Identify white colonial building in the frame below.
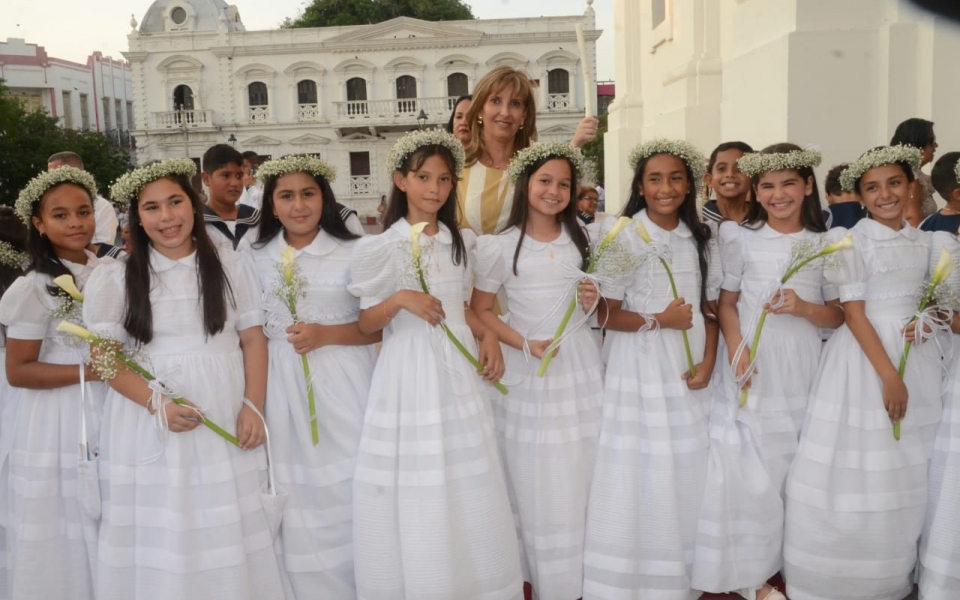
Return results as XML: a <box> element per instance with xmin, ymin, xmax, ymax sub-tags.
<box><xmin>126</xmin><ymin>0</ymin><xmax>601</xmax><ymax>218</ymax></box>
<box><xmin>0</xmin><ymin>38</ymin><xmax>135</xmax><ymax>146</ymax></box>
<box><xmin>605</xmin><ymin>0</ymin><xmax>960</xmax><ymax>214</ymax></box>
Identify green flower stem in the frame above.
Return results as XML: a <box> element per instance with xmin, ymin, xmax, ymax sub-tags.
<box><xmin>895</xmin><ymin>294</ymin><xmax>933</xmax><ymax>441</ymax></box>
<box><xmin>415</xmin><ymin>259</ymin><xmax>508</xmax><ymax>395</ymax></box>
<box><xmin>739</xmin><ymin>247</ymin><xmax>836</xmax><ymax>407</ymax></box>
<box><xmin>660</xmin><ymin>257</ymin><xmax>697</xmax><ymax>378</ymax></box>
<box><xmin>537</xmin><ymin>294</ymin><xmax>578</xmax><ymax>377</ymax></box>
<box><xmin>286</xmin><ymin>297</ymin><xmax>320</xmax><ymax>446</ymax></box>
<box><xmin>99</xmin><ymin>341</ymin><xmax>240</xmax><ymax>447</ymax></box>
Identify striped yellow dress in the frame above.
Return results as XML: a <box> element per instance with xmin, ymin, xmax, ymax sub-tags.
<box><xmin>457</xmin><ymin>162</ymin><xmax>516</xmax><ymax>235</ymax></box>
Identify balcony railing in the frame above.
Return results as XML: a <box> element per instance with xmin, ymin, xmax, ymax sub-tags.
<box><xmin>332</xmin><ymin>96</ymin><xmax>460</xmax><ymax>124</ymax></box>
<box><xmin>248</xmin><ymin>106</ymin><xmax>270</xmax><ymax>124</ymax></box>
<box><xmin>297</xmin><ymin>104</ymin><xmax>320</xmax><ymax>122</ymax></box>
<box><xmin>350</xmin><ymin>175</ymin><xmax>375</xmax><ymax>196</ymax></box>
<box><xmin>154</xmin><ymin>110</ymin><xmax>214</xmax><ymax>128</ymax></box>
<box><xmin>547</xmin><ymin>93</ymin><xmax>572</xmax><ymax>111</ymax></box>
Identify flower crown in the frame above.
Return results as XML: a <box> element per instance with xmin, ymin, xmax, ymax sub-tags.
<box><xmin>109</xmin><ymin>158</ymin><xmax>197</xmax><ymax>205</ymax></box>
<box><xmin>257</xmin><ymin>155</ymin><xmax>337</xmax><ymax>185</ymax></box>
<box><xmin>0</xmin><ymin>240</ymin><xmax>27</xmax><ymax>270</ymax></box>
<box><xmin>15</xmin><ymin>166</ymin><xmax>98</xmax><ymax>225</ymax></box>
<box><xmin>386</xmin><ymin>129</ymin><xmax>465</xmax><ymax>177</ymax></box>
<box><xmin>627</xmin><ymin>139</ymin><xmax>707</xmax><ymax>185</ymax></box>
<box><xmin>737</xmin><ymin>148</ymin><xmax>822</xmax><ymax>178</ymax></box>
<box><xmin>840</xmin><ymin>145</ymin><xmax>922</xmax><ymax>192</ymax></box>
<box><xmin>506</xmin><ymin>142</ymin><xmax>586</xmax><ymax>184</ymax></box>
<box><xmin>954</xmin><ymin>157</ymin><xmax>960</xmax><ymax>185</ymax></box>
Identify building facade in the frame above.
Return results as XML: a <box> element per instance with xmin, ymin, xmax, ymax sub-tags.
<box><xmin>0</xmin><ymin>38</ymin><xmax>135</xmax><ymax>147</ymax></box>
<box><xmin>605</xmin><ymin>0</ymin><xmax>960</xmax><ymax>214</ymax></box>
<box><xmin>126</xmin><ymin>0</ymin><xmax>601</xmax><ymax>218</ymax></box>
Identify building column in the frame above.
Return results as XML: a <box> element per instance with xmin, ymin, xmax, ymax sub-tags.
<box><xmin>605</xmin><ymin>0</ymin><xmax>644</xmax><ymax>214</ymax></box>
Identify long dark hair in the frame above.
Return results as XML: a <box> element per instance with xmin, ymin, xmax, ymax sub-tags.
<box><xmin>124</xmin><ymin>174</ymin><xmax>234</xmax><ymax>344</ymax></box>
<box><xmin>255</xmin><ymin>170</ymin><xmax>359</xmax><ymax>247</ymax></box>
<box><xmin>382</xmin><ymin>144</ymin><xmax>467</xmax><ymax>266</ymax></box>
<box><xmin>503</xmin><ymin>155</ymin><xmax>590</xmax><ymax>275</ymax></box>
<box><xmin>24</xmin><ymin>182</ymin><xmax>94</xmax><ymax>296</ymax></box>
<box><xmin>744</xmin><ymin>143</ymin><xmax>826</xmax><ymax>233</ymax></box>
<box><xmin>445</xmin><ymin>95</ymin><xmax>472</xmax><ymax>134</ymax></box>
<box><xmin>620</xmin><ymin>153</ymin><xmax>714</xmax><ymax>319</ymax></box>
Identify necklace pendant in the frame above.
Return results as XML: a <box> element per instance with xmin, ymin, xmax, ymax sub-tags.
<box><xmin>549</xmin><ymin>250</ymin><xmax>555</xmax><ymax>260</ymax></box>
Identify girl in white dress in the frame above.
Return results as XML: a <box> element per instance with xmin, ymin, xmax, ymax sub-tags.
<box><xmin>582</xmin><ymin>140</ymin><xmax>721</xmax><ymax>600</ymax></box>
<box><xmin>250</xmin><ymin>156</ymin><xmax>380</xmax><ymax>598</ymax></box>
<box><xmin>0</xmin><ymin>212</ymin><xmax>27</xmax><ymax>600</ymax></box>
<box><xmin>919</xmin><ymin>228</ymin><xmax>960</xmax><ymax>600</ymax></box>
<box><xmin>349</xmin><ymin>130</ymin><xmax>523</xmax><ymax>600</ymax></box>
<box><xmin>0</xmin><ymin>167</ymin><xmax>109</xmax><ymax>600</ymax></box>
<box><xmin>692</xmin><ymin>144</ymin><xmax>845</xmax><ymax>600</ymax></box>
<box><xmin>82</xmin><ymin>159</ymin><xmax>285</xmax><ymax>600</ymax></box>
<box><xmin>470</xmin><ymin>142</ymin><xmax>603</xmax><ymax>600</ymax></box>
<box><xmin>783</xmin><ymin>146</ymin><xmax>941</xmax><ymax>600</ymax></box>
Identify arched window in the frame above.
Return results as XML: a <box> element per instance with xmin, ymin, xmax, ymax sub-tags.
<box><xmin>248</xmin><ymin>82</ymin><xmax>269</xmax><ymax>123</ymax></box>
<box><xmin>297</xmin><ymin>80</ymin><xmax>317</xmax><ymax>105</ymax></box>
<box><xmin>547</xmin><ymin>69</ymin><xmax>570</xmax><ymax>94</ymax></box>
<box><xmin>248</xmin><ymin>82</ymin><xmax>269</xmax><ymax>106</ymax></box>
<box><xmin>173</xmin><ymin>84</ymin><xmax>194</xmax><ymax>110</ymax></box>
<box><xmin>547</xmin><ymin>69</ymin><xmax>571</xmax><ymax>110</ymax></box>
<box><xmin>346</xmin><ymin>77</ymin><xmax>367</xmax><ymax>115</ymax></box>
<box><xmin>396</xmin><ymin>75</ymin><xmax>417</xmax><ymax>114</ymax></box>
<box><xmin>447</xmin><ymin>73</ymin><xmax>468</xmax><ymax>99</ymax></box>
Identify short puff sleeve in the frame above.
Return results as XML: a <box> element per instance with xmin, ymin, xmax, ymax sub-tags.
<box><xmin>82</xmin><ymin>261</ymin><xmax>130</xmax><ymax>342</ymax></box>
<box><xmin>820</xmin><ymin>228</ymin><xmax>848</xmax><ymax>302</ymax></box>
<box><xmin>0</xmin><ymin>274</ymin><xmax>50</xmax><ymax>340</ymax></box>
<box><xmin>834</xmin><ymin>228</ymin><xmax>866</xmax><ymax>302</ymax></box>
<box><xmin>472</xmin><ymin>234</ymin><xmax>507</xmax><ymax>294</ymax></box>
<box><xmin>348</xmin><ymin>234</ymin><xmax>399</xmax><ymax>309</ymax></box>
<box><xmin>930</xmin><ymin>231</ymin><xmax>960</xmax><ymax>289</ymax></box>
<box><xmin>222</xmin><ymin>249</ymin><xmax>264</xmax><ymax>331</ymax></box>
<box><xmin>718</xmin><ymin>220</ymin><xmax>745</xmax><ymax>292</ymax></box>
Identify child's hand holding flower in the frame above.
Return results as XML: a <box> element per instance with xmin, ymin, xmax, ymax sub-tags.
<box><xmin>764</xmin><ymin>288</ymin><xmax>809</xmax><ymax>317</ymax></box>
<box><xmin>477</xmin><ymin>333</ymin><xmax>505</xmax><ymax>383</ymax></box>
<box><xmin>656</xmin><ymin>298</ymin><xmax>694</xmax><ymax>331</ymax></box>
<box><xmin>286</xmin><ymin>322</ymin><xmax>326</xmax><ymax>355</ymax></box>
<box><xmin>400</xmin><ymin>290</ymin><xmax>445</xmax><ymax>326</ymax></box>
<box><xmin>578</xmin><ymin>280</ymin><xmax>598</xmax><ymax>313</ymax></box>
<box><xmin>163</xmin><ymin>398</ymin><xmax>204</xmax><ymax>433</ymax></box>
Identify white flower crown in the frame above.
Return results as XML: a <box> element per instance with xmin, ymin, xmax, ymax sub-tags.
<box><xmin>737</xmin><ymin>148</ymin><xmax>822</xmax><ymax>178</ymax></box>
<box><xmin>15</xmin><ymin>166</ymin><xmax>98</xmax><ymax>225</ymax></box>
<box><xmin>506</xmin><ymin>142</ymin><xmax>586</xmax><ymax>183</ymax></box>
<box><xmin>0</xmin><ymin>240</ymin><xmax>27</xmax><ymax>270</ymax></box>
<box><xmin>257</xmin><ymin>155</ymin><xmax>337</xmax><ymax>185</ymax></box>
<box><xmin>840</xmin><ymin>145</ymin><xmax>922</xmax><ymax>192</ymax></box>
<box><xmin>386</xmin><ymin>129</ymin><xmax>465</xmax><ymax>177</ymax></box>
<box><xmin>109</xmin><ymin>158</ymin><xmax>198</xmax><ymax>205</ymax></box>
<box><xmin>954</xmin><ymin>158</ymin><xmax>960</xmax><ymax>185</ymax></box>
<box><xmin>627</xmin><ymin>139</ymin><xmax>706</xmax><ymax>185</ymax></box>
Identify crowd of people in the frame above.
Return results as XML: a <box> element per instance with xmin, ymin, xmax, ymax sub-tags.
<box><xmin>0</xmin><ymin>63</ymin><xmax>957</xmax><ymax>600</ymax></box>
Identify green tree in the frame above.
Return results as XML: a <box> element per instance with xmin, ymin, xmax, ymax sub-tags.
<box><xmin>581</xmin><ymin>110</ymin><xmax>607</xmax><ymax>185</ymax></box>
<box><xmin>282</xmin><ymin>0</ymin><xmax>474</xmax><ymax>28</ymax></box>
<box><xmin>0</xmin><ymin>80</ymin><xmax>133</xmax><ymax>207</ymax></box>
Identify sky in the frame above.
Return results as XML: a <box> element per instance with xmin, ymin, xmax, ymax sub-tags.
<box><xmin>2</xmin><ymin>0</ymin><xmax>615</xmax><ymax>80</ymax></box>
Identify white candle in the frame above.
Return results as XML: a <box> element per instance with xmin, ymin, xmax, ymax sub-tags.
<box><xmin>576</xmin><ymin>23</ymin><xmax>595</xmax><ymax>117</ymax></box>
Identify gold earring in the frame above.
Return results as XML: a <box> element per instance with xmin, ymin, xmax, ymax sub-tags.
<box><xmin>477</xmin><ymin>116</ymin><xmax>483</xmax><ymax>125</ymax></box>
<box><xmin>519</xmin><ymin>124</ymin><xmax>524</xmax><ymax>131</ymax></box>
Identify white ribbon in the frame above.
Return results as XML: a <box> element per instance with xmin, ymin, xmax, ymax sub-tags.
<box><xmin>902</xmin><ymin>306</ymin><xmax>954</xmax><ymax>378</ymax></box>
<box><xmin>242</xmin><ymin>399</ymin><xmax>277</xmax><ymax>496</ymax></box>
<box><xmin>78</xmin><ymin>364</ymin><xmax>92</xmax><ymax>461</ymax></box>
<box><xmin>140</xmin><ymin>373</ymin><xmax>204</xmax><ymax>464</ymax></box>
<box><xmin>426</xmin><ymin>320</ymin><xmax>468</xmax><ymax>384</ymax></box>
<box><xmin>732</xmin><ymin>279</ymin><xmax>787</xmax><ymax>394</ymax></box>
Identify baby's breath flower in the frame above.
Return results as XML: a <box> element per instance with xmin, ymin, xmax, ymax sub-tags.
<box><xmin>506</xmin><ymin>142</ymin><xmax>586</xmax><ymax>184</ymax></box>
<box><xmin>627</xmin><ymin>139</ymin><xmax>707</xmax><ymax>185</ymax></box>
<box><xmin>15</xmin><ymin>167</ymin><xmax>98</xmax><ymax>225</ymax></box>
<box><xmin>386</xmin><ymin>129</ymin><xmax>465</xmax><ymax>177</ymax></box>
<box><xmin>840</xmin><ymin>145</ymin><xmax>922</xmax><ymax>192</ymax></box>
<box><xmin>0</xmin><ymin>241</ymin><xmax>27</xmax><ymax>270</ymax></box>
<box><xmin>257</xmin><ymin>155</ymin><xmax>337</xmax><ymax>185</ymax></box>
<box><xmin>954</xmin><ymin>158</ymin><xmax>960</xmax><ymax>185</ymax></box>
<box><xmin>737</xmin><ymin>149</ymin><xmax>822</xmax><ymax>178</ymax></box>
<box><xmin>109</xmin><ymin>158</ymin><xmax>197</xmax><ymax>205</ymax></box>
